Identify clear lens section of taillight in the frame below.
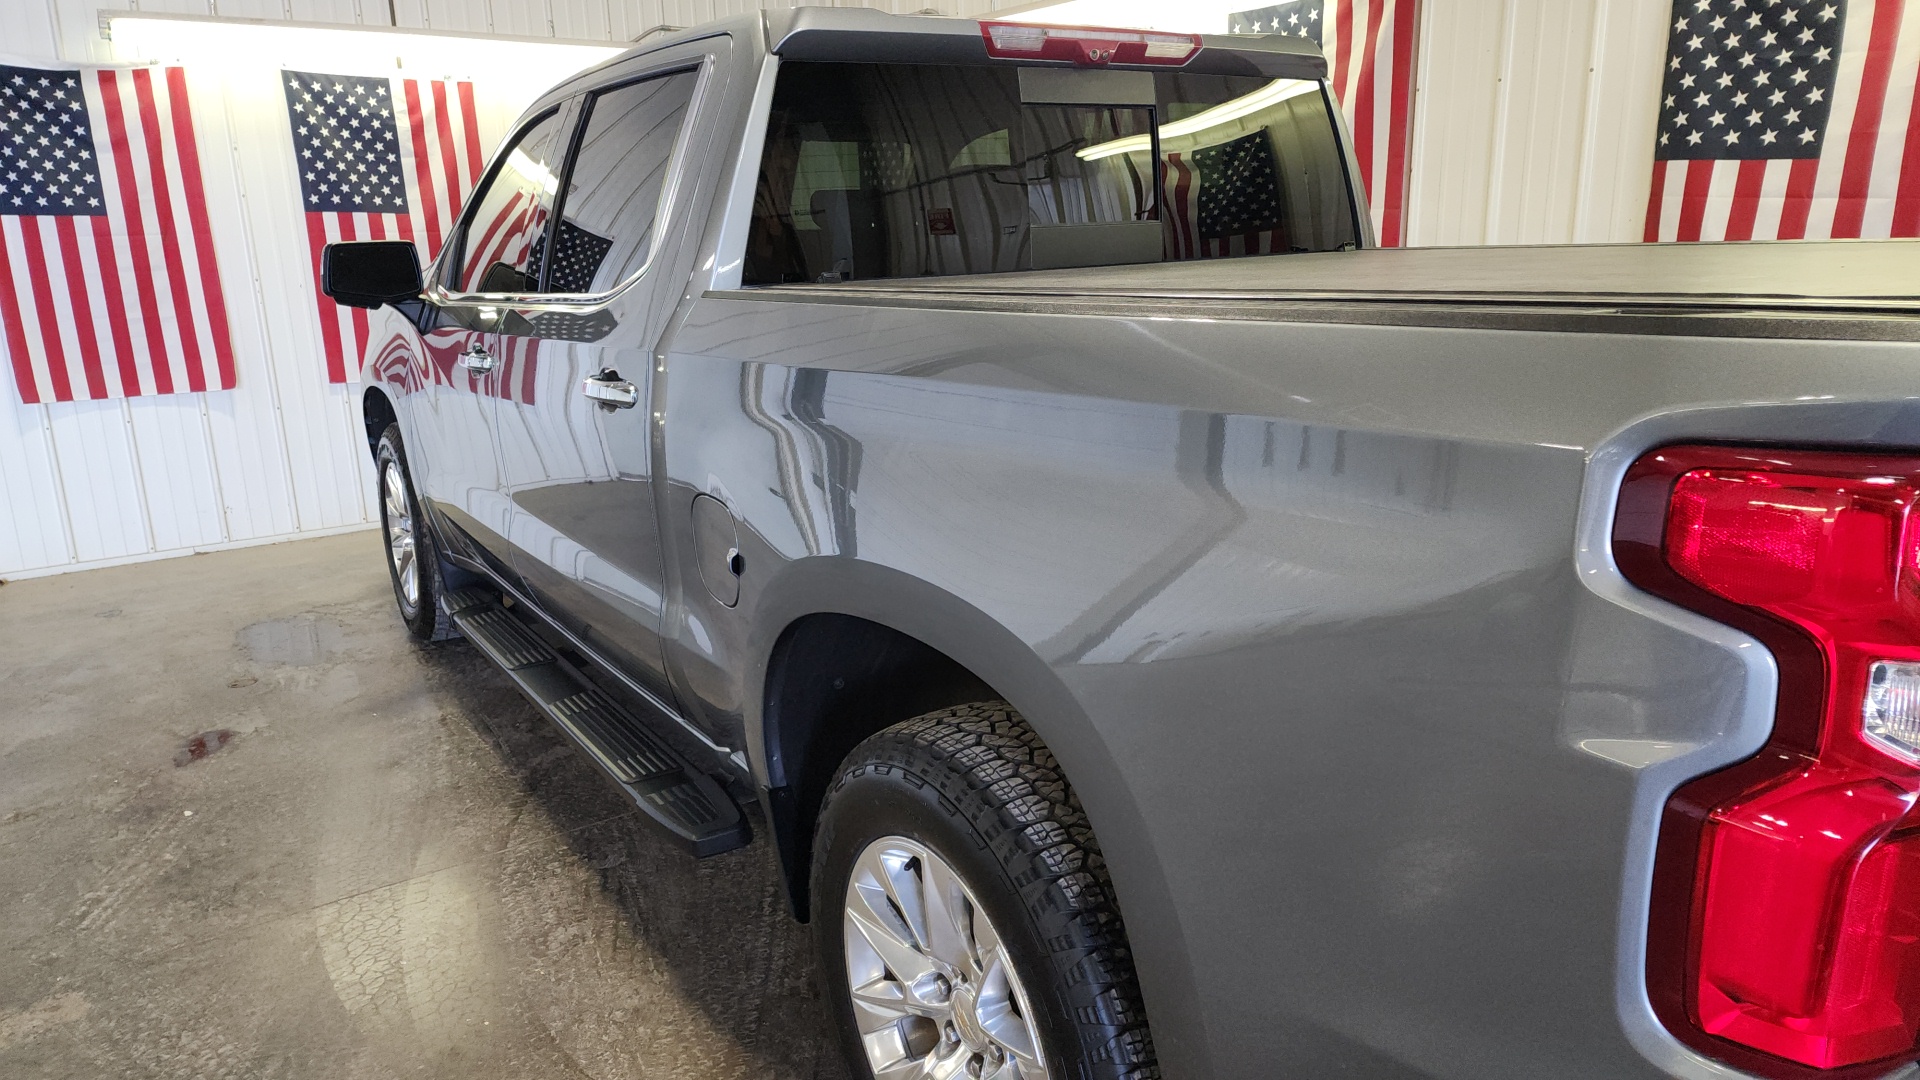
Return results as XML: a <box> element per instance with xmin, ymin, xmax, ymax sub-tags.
<box><xmin>1620</xmin><ymin>447</ymin><xmax>1920</xmax><ymax>1073</ymax></box>
<box><xmin>1866</xmin><ymin>661</ymin><xmax>1920</xmax><ymax>761</ymax></box>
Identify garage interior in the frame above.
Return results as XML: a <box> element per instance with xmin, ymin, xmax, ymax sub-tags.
<box><xmin>5</xmin><ymin>0</ymin><xmax>1920</xmax><ymax>1077</ymax></box>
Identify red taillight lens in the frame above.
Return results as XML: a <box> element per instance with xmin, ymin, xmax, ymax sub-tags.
<box><xmin>979</xmin><ymin>21</ymin><xmax>1201</xmax><ymax>67</ymax></box>
<box><xmin>1618</xmin><ymin>447</ymin><xmax>1920</xmax><ymax>1073</ymax></box>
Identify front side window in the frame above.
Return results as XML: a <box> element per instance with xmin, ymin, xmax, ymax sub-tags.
<box><xmin>543</xmin><ymin>70</ymin><xmax>699</xmax><ymax>295</ymax></box>
<box><xmin>449</xmin><ymin>109</ymin><xmax>566</xmax><ymax>293</ymax></box>
<box><xmin>744</xmin><ymin>62</ymin><xmax>1358</xmax><ymax>285</ymax></box>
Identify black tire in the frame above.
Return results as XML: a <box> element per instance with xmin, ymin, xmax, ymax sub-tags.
<box><xmin>373</xmin><ymin>423</ymin><xmax>458</xmax><ymax>642</ymax></box>
<box><xmin>813</xmin><ymin>701</ymin><xmax>1158</xmax><ymax>1080</ymax></box>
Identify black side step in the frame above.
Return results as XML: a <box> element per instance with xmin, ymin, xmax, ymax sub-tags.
<box><xmin>443</xmin><ymin>587</ymin><xmax>749</xmax><ymax>857</ymax></box>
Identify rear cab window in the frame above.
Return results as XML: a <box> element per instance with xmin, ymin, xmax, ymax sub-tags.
<box><xmin>744</xmin><ymin>61</ymin><xmax>1357</xmax><ymax>285</ymax></box>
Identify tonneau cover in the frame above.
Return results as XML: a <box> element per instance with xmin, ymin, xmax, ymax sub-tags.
<box><xmin>806</xmin><ymin>240</ymin><xmax>1920</xmax><ymax>313</ymax></box>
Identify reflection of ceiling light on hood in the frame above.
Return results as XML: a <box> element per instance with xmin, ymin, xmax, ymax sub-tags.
<box><xmin>1077</xmin><ymin>78</ymin><xmax>1321</xmax><ymax>160</ymax></box>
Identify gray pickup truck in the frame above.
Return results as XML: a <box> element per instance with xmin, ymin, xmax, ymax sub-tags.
<box><xmin>321</xmin><ymin>10</ymin><xmax>1920</xmax><ymax>1080</ymax></box>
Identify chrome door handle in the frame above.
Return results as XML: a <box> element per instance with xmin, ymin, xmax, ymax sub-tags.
<box><xmin>458</xmin><ymin>344</ymin><xmax>495</xmax><ymax>373</ymax></box>
<box><xmin>582</xmin><ymin>369</ymin><xmax>638</xmax><ymax>409</ymax></box>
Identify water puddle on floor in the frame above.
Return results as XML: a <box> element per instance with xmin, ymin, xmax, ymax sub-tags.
<box><xmin>239</xmin><ymin>614</ymin><xmax>346</xmax><ymax>667</ymax></box>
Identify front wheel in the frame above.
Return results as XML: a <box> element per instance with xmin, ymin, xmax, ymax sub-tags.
<box><xmin>813</xmin><ymin>702</ymin><xmax>1159</xmax><ymax>1080</ymax></box>
<box><xmin>374</xmin><ymin>424</ymin><xmax>456</xmax><ymax>641</ymax></box>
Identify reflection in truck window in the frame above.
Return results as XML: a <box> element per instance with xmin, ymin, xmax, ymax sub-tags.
<box><xmin>743</xmin><ymin>62</ymin><xmax>1358</xmax><ymax>285</ymax></box>
<box><xmin>543</xmin><ymin>69</ymin><xmax>698</xmax><ymax>295</ymax></box>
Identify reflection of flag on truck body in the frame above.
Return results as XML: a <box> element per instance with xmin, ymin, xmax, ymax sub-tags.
<box><xmin>284</xmin><ymin>69</ymin><xmax>483</xmax><ymax>383</ymax></box>
<box><xmin>1227</xmin><ymin>0</ymin><xmax>1421</xmax><ymax>246</ymax></box>
<box><xmin>1645</xmin><ymin>0</ymin><xmax>1920</xmax><ymax>241</ymax></box>
<box><xmin>1164</xmin><ymin>132</ymin><xmax>1291</xmax><ymax>258</ymax></box>
<box><xmin>369</xmin><ymin>331</ymin><xmax>539</xmax><ymax>406</ymax></box>
<box><xmin>0</xmin><ymin>62</ymin><xmax>235</xmax><ymax>404</ymax></box>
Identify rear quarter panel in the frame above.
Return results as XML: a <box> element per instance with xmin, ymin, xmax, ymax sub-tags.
<box><xmin>657</xmin><ymin>290</ymin><xmax>1920</xmax><ymax>1079</ymax></box>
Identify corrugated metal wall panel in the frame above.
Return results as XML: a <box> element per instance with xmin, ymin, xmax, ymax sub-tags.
<box><xmin>285</xmin><ymin>0</ymin><xmax>373</xmax><ymax>24</ymax></box>
<box><xmin>1572</xmin><ymin>0</ymin><xmax>1669</xmax><ymax>243</ymax></box>
<box><xmin>0</xmin><ymin>401</ymin><xmax>71</xmax><ymax>574</ymax></box>
<box><xmin>44</xmin><ymin>400</ymin><xmax>150</xmax><ymax>563</ymax></box>
<box><xmin>0</xmin><ymin>0</ymin><xmax>61</xmax><ymax>57</ymax></box>
<box><xmin>1407</xmin><ymin>0</ymin><xmax>1669</xmax><ymax>246</ymax></box>
<box><xmin>1404</xmin><ymin>0</ymin><xmax>1504</xmax><ymax>245</ymax></box>
<box><xmin>125</xmin><ymin>396</ymin><xmax>228</xmax><ymax>552</ymax></box>
<box><xmin>549</xmin><ymin>0</ymin><xmax>611</xmax><ymax>42</ymax></box>
<box><xmin>211</xmin><ymin>0</ymin><xmax>296</xmax><ymax>19</ymax></box>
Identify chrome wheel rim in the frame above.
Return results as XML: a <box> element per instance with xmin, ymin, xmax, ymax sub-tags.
<box><xmin>843</xmin><ymin>836</ymin><xmax>1048</xmax><ymax>1080</ymax></box>
<box><xmin>382</xmin><ymin>461</ymin><xmax>418</xmax><ymax>609</ymax></box>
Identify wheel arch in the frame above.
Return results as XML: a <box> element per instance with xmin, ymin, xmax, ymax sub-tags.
<box><xmin>746</xmin><ymin>556</ymin><xmax>1209</xmax><ymax>1072</ymax></box>
<box><xmin>362</xmin><ymin>384</ymin><xmax>399</xmax><ymax>459</ymax></box>
<box><xmin>749</xmin><ymin>560</ymin><xmax>1114</xmax><ymax>912</ymax></box>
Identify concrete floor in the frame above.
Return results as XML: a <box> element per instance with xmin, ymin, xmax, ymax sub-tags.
<box><xmin>0</xmin><ymin>532</ymin><xmax>850</xmax><ymax>1080</ymax></box>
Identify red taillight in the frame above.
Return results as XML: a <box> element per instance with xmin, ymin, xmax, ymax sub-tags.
<box><xmin>979</xmin><ymin>21</ymin><xmax>1201</xmax><ymax>67</ymax></box>
<box><xmin>1617</xmin><ymin>446</ymin><xmax>1920</xmax><ymax>1073</ymax></box>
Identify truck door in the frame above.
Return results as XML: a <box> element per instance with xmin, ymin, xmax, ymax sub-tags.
<box><xmin>415</xmin><ymin>102</ymin><xmax>574</xmax><ymax>584</ymax></box>
<box><xmin>491</xmin><ymin>57</ymin><xmax>708</xmax><ymax>710</ymax></box>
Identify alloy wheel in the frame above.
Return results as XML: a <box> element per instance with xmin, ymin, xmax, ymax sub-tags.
<box><xmin>382</xmin><ymin>460</ymin><xmax>418</xmax><ymax>609</ymax></box>
<box><xmin>843</xmin><ymin>836</ymin><xmax>1048</xmax><ymax>1080</ymax></box>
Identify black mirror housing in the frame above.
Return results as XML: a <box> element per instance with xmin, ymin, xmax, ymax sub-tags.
<box><xmin>322</xmin><ymin>241</ymin><xmax>423</xmax><ymax>309</ymax></box>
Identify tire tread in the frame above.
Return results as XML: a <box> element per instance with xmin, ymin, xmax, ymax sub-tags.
<box><xmin>822</xmin><ymin>702</ymin><xmax>1160</xmax><ymax>1080</ymax></box>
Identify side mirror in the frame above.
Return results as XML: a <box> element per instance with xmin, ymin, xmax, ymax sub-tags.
<box><xmin>321</xmin><ymin>240</ymin><xmax>422</xmax><ymax>309</ymax></box>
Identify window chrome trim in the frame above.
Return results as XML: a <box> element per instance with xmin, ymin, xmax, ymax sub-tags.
<box><xmin>430</xmin><ymin>50</ymin><xmax>720</xmax><ymax>314</ymax></box>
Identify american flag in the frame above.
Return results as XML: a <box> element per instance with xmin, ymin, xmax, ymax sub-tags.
<box><xmin>1646</xmin><ymin>0</ymin><xmax>1920</xmax><ymax>241</ymax></box>
<box><xmin>531</xmin><ymin>218</ymin><xmax>614</xmax><ymax>294</ymax></box>
<box><xmin>0</xmin><ymin>63</ymin><xmax>235</xmax><ymax>404</ymax></box>
<box><xmin>1164</xmin><ymin>132</ymin><xmax>1291</xmax><ymax>257</ymax></box>
<box><xmin>1229</xmin><ymin>0</ymin><xmax>1422</xmax><ymax>246</ymax></box>
<box><xmin>284</xmin><ymin>68</ymin><xmax>483</xmax><ymax>383</ymax></box>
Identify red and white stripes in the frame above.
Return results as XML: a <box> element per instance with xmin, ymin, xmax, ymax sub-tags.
<box><xmin>1163</xmin><ymin>150</ymin><xmax>1290</xmax><ymax>258</ymax></box>
<box><xmin>304</xmin><ymin>75</ymin><xmax>484</xmax><ymax>385</ymax></box>
<box><xmin>0</xmin><ymin>66</ymin><xmax>234</xmax><ymax>404</ymax></box>
<box><xmin>1646</xmin><ymin>0</ymin><xmax>1920</xmax><ymax>242</ymax></box>
<box><xmin>1321</xmin><ymin>0</ymin><xmax>1421</xmax><ymax>247</ymax></box>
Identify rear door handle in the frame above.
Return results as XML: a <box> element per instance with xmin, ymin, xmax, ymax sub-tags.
<box><xmin>457</xmin><ymin>343</ymin><xmax>495</xmax><ymax>373</ymax></box>
<box><xmin>582</xmin><ymin>369</ymin><xmax>638</xmax><ymax>409</ymax></box>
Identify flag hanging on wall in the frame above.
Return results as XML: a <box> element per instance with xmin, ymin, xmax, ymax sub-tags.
<box><xmin>1646</xmin><ymin>0</ymin><xmax>1920</xmax><ymax>242</ymax></box>
<box><xmin>283</xmin><ymin>69</ymin><xmax>484</xmax><ymax>384</ymax></box>
<box><xmin>1227</xmin><ymin>0</ymin><xmax>1423</xmax><ymax>247</ymax></box>
<box><xmin>0</xmin><ymin>63</ymin><xmax>235</xmax><ymax>404</ymax></box>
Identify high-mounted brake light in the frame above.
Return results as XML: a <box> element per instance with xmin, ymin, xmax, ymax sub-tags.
<box><xmin>1616</xmin><ymin>446</ymin><xmax>1920</xmax><ymax>1074</ymax></box>
<box><xmin>979</xmin><ymin>21</ymin><xmax>1201</xmax><ymax>67</ymax></box>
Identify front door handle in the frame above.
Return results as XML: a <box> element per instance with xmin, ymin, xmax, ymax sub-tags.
<box><xmin>582</xmin><ymin>369</ymin><xmax>638</xmax><ymax>409</ymax></box>
<box><xmin>458</xmin><ymin>343</ymin><xmax>495</xmax><ymax>373</ymax></box>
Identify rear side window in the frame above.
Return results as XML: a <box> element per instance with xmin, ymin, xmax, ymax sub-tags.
<box><xmin>744</xmin><ymin>61</ymin><xmax>1358</xmax><ymax>285</ymax></box>
<box><xmin>544</xmin><ymin>69</ymin><xmax>699</xmax><ymax>295</ymax></box>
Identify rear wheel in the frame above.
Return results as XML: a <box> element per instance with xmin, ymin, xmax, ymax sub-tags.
<box><xmin>813</xmin><ymin>702</ymin><xmax>1158</xmax><ymax>1080</ymax></box>
<box><xmin>374</xmin><ymin>424</ymin><xmax>456</xmax><ymax>641</ymax></box>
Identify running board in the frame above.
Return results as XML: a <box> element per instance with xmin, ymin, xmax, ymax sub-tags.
<box><xmin>443</xmin><ymin>587</ymin><xmax>749</xmax><ymax>857</ymax></box>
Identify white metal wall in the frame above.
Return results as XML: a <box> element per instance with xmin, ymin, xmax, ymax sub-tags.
<box><xmin>1407</xmin><ymin>0</ymin><xmax>1672</xmax><ymax>246</ymax></box>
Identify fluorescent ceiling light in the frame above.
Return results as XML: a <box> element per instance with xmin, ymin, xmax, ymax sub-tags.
<box><xmin>1077</xmin><ymin>78</ymin><xmax>1320</xmax><ymax>160</ymax></box>
<box><xmin>106</xmin><ymin>13</ymin><xmax>622</xmax><ymax>83</ymax></box>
